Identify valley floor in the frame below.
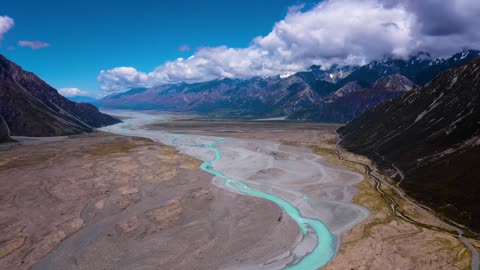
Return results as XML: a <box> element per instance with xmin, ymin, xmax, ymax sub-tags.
<box><xmin>0</xmin><ymin>133</ymin><xmax>298</xmax><ymax>270</ymax></box>
<box><xmin>148</xmin><ymin>118</ymin><xmax>480</xmax><ymax>270</ymax></box>
<box><xmin>0</xmin><ymin>115</ymin><xmax>478</xmax><ymax>269</ymax></box>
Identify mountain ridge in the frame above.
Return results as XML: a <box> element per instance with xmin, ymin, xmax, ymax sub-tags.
<box><xmin>99</xmin><ymin>50</ymin><xmax>479</xmax><ymax>122</ymax></box>
<box><xmin>0</xmin><ymin>55</ymin><xmax>120</xmax><ymax>138</ymax></box>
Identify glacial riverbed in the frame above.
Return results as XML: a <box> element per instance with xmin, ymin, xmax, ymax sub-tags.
<box><xmin>99</xmin><ymin>110</ymin><xmax>369</xmax><ymax>269</ymax></box>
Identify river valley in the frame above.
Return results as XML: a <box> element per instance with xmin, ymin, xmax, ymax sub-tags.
<box><xmin>1</xmin><ymin>110</ymin><xmax>478</xmax><ymax>270</ymax></box>
<box><xmin>97</xmin><ymin>110</ymin><xmax>370</xmax><ymax>269</ymax></box>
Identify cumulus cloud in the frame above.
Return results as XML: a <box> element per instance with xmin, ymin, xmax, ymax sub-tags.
<box><xmin>0</xmin><ymin>16</ymin><xmax>14</xmax><ymax>40</ymax></box>
<box><xmin>178</xmin><ymin>45</ymin><xmax>191</xmax><ymax>51</ymax></box>
<box><xmin>400</xmin><ymin>0</ymin><xmax>480</xmax><ymax>54</ymax></box>
<box><xmin>98</xmin><ymin>0</ymin><xmax>480</xmax><ymax>91</ymax></box>
<box><xmin>18</xmin><ymin>40</ymin><xmax>50</xmax><ymax>49</ymax></box>
<box><xmin>58</xmin><ymin>88</ymin><xmax>91</xmax><ymax>97</ymax></box>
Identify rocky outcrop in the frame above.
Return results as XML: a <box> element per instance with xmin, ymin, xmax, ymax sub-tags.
<box><xmin>370</xmin><ymin>74</ymin><xmax>417</xmax><ymax>92</ymax></box>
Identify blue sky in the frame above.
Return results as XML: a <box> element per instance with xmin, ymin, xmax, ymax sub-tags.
<box><xmin>1</xmin><ymin>0</ymin><xmax>479</xmax><ymax>96</ymax></box>
<box><xmin>0</xmin><ymin>0</ymin><xmax>314</xmax><ymax>96</ymax></box>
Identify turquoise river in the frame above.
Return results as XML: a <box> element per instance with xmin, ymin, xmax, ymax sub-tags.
<box><xmin>194</xmin><ymin>137</ymin><xmax>336</xmax><ymax>269</ymax></box>
<box><xmin>100</xmin><ymin>111</ymin><xmax>340</xmax><ymax>270</ymax></box>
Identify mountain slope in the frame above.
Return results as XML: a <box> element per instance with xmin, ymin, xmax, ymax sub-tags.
<box><xmin>338</xmin><ymin>57</ymin><xmax>480</xmax><ymax>232</ymax></box>
<box><xmin>0</xmin><ymin>116</ymin><xmax>12</xmax><ymax>143</ymax></box>
<box><xmin>291</xmin><ymin>74</ymin><xmax>417</xmax><ymax>122</ymax></box>
<box><xmin>0</xmin><ymin>55</ymin><xmax>120</xmax><ymax>137</ymax></box>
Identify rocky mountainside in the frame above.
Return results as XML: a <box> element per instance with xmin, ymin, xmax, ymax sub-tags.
<box><xmin>338</xmin><ymin>57</ymin><xmax>480</xmax><ymax>232</ymax></box>
<box><xmin>0</xmin><ymin>55</ymin><xmax>120</xmax><ymax>137</ymax></box>
<box><xmin>0</xmin><ymin>116</ymin><xmax>12</xmax><ymax>143</ymax></box>
<box><xmin>292</xmin><ymin>74</ymin><xmax>417</xmax><ymax>122</ymax></box>
<box><xmin>100</xmin><ymin>50</ymin><xmax>479</xmax><ymax>122</ymax></box>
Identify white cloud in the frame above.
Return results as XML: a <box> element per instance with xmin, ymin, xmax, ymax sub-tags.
<box><xmin>18</xmin><ymin>40</ymin><xmax>50</xmax><ymax>49</ymax></box>
<box><xmin>98</xmin><ymin>0</ymin><xmax>480</xmax><ymax>91</ymax></box>
<box><xmin>0</xmin><ymin>16</ymin><xmax>14</xmax><ymax>40</ymax></box>
<box><xmin>58</xmin><ymin>87</ymin><xmax>91</xmax><ymax>97</ymax></box>
<box><xmin>256</xmin><ymin>0</ymin><xmax>417</xmax><ymax>66</ymax></box>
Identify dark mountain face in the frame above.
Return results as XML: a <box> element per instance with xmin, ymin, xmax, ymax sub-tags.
<box><xmin>0</xmin><ymin>55</ymin><xmax>120</xmax><ymax>137</ymax></box>
<box><xmin>100</xmin><ymin>50</ymin><xmax>479</xmax><ymax>122</ymax></box>
<box><xmin>338</xmin><ymin>57</ymin><xmax>480</xmax><ymax>232</ymax></box>
<box><xmin>0</xmin><ymin>116</ymin><xmax>12</xmax><ymax>143</ymax></box>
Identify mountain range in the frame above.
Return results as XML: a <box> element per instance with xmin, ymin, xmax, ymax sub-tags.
<box><xmin>99</xmin><ymin>50</ymin><xmax>479</xmax><ymax>121</ymax></box>
<box><xmin>338</xmin><ymin>57</ymin><xmax>480</xmax><ymax>232</ymax></box>
<box><xmin>0</xmin><ymin>55</ymin><xmax>120</xmax><ymax>142</ymax></box>
<box><xmin>290</xmin><ymin>73</ymin><xmax>418</xmax><ymax>122</ymax></box>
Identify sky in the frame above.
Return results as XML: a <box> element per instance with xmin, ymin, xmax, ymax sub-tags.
<box><xmin>1</xmin><ymin>0</ymin><xmax>480</xmax><ymax>97</ymax></box>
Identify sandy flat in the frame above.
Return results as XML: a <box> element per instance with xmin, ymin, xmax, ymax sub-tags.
<box><xmin>0</xmin><ymin>133</ymin><xmax>298</xmax><ymax>270</ymax></box>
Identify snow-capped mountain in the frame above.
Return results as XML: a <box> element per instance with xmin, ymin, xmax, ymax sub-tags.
<box><xmin>338</xmin><ymin>50</ymin><xmax>480</xmax><ymax>86</ymax></box>
<box><xmin>308</xmin><ymin>64</ymin><xmax>357</xmax><ymax>83</ymax></box>
<box><xmin>100</xmin><ymin>50</ymin><xmax>479</xmax><ymax>122</ymax></box>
